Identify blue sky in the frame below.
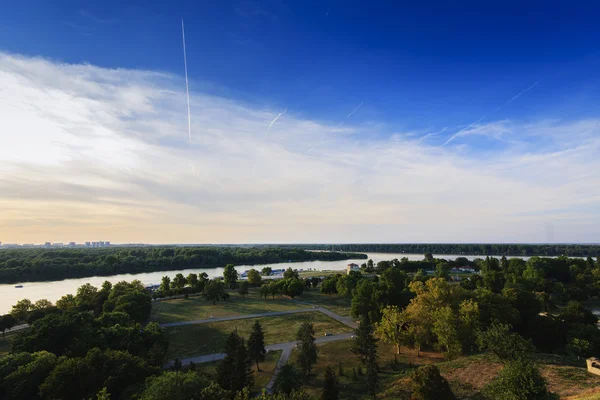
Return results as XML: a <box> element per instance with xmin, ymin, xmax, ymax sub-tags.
<box><xmin>0</xmin><ymin>1</ymin><xmax>599</xmax><ymax>243</ymax></box>
<box><xmin>3</xmin><ymin>0</ymin><xmax>600</xmax><ymax>134</ymax></box>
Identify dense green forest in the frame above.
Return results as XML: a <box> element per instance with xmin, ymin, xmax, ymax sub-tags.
<box><xmin>0</xmin><ymin>247</ymin><xmax>366</xmax><ymax>284</ymax></box>
<box><xmin>267</xmin><ymin>243</ymin><xmax>600</xmax><ymax>257</ymax></box>
<box><xmin>2</xmin><ymin>254</ymin><xmax>599</xmax><ymax>399</ymax></box>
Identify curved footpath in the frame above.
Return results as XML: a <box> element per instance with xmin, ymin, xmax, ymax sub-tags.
<box><xmin>163</xmin><ymin>305</ymin><xmax>358</xmax><ymax>392</ymax></box>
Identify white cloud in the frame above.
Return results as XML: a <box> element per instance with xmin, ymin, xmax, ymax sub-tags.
<box><xmin>1</xmin><ymin>52</ymin><xmax>599</xmax><ymax>243</ymax></box>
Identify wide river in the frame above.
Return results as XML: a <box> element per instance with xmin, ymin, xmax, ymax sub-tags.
<box><xmin>0</xmin><ymin>252</ymin><xmax>533</xmax><ymax>314</ymax></box>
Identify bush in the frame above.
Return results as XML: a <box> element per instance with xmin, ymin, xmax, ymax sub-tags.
<box><xmin>410</xmin><ymin>365</ymin><xmax>455</xmax><ymax>400</ymax></box>
<box><xmin>483</xmin><ymin>360</ymin><xmax>557</xmax><ymax>400</ymax></box>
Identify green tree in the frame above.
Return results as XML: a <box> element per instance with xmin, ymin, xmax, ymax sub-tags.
<box><xmin>261</xmin><ymin>267</ymin><xmax>273</xmax><ymax>276</ymax></box>
<box><xmin>259</xmin><ymin>284</ymin><xmax>270</xmax><ymax>299</ymax></box>
<box><xmin>56</xmin><ymin>294</ymin><xmax>77</xmax><ymax>311</ymax></box>
<box><xmin>483</xmin><ymin>360</ymin><xmax>556</xmax><ymax>400</ymax></box>
<box><xmin>248</xmin><ymin>320</ymin><xmax>266</xmax><ymax>370</ymax></box>
<box><xmin>410</xmin><ymin>365</ymin><xmax>455</xmax><ymax>400</ymax></box>
<box><xmin>139</xmin><ymin>371</ymin><xmax>212</xmax><ymax>400</ymax></box>
<box><xmin>76</xmin><ymin>283</ymin><xmax>99</xmax><ymax>310</ymax></box>
<box><xmin>321</xmin><ymin>366</ymin><xmax>339</xmax><ymax>400</ymax></box>
<box><xmin>10</xmin><ymin>299</ymin><xmax>33</xmax><ymax>322</ymax></box>
<box><xmin>248</xmin><ymin>269</ymin><xmax>262</xmax><ymax>285</ymax></box>
<box><xmin>268</xmin><ymin>281</ymin><xmax>281</xmax><ymax>298</ymax></box>
<box><xmin>352</xmin><ymin>315</ymin><xmax>379</xmax><ymax>399</ymax></box>
<box><xmin>284</xmin><ymin>278</ymin><xmax>305</xmax><ymax>298</ymax></box>
<box><xmin>351</xmin><ymin>279</ymin><xmax>379</xmax><ymax>322</ymax></box>
<box><xmin>424</xmin><ymin>253</ymin><xmax>434</xmax><ymax>263</ymax></box>
<box><xmin>435</xmin><ymin>262</ymin><xmax>451</xmax><ymax>280</ymax></box>
<box><xmin>284</xmin><ymin>268</ymin><xmax>299</xmax><ymax>280</ymax></box>
<box><xmin>186</xmin><ymin>273</ymin><xmax>198</xmax><ymax>287</ymax></box>
<box><xmin>160</xmin><ymin>276</ymin><xmax>171</xmax><ymax>292</ymax></box>
<box><xmin>238</xmin><ymin>281</ymin><xmax>249</xmax><ymax>296</ymax></box>
<box><xmin>296</xmin><ymin>322</ymin><xmax>318</xmax><ymax>376</ymax></box>
<box><xmin>476</xmin><ymin>322</ymin><xmax>534</xmax><ymax>362</ymax></box>
<box><xmin>93</xmin><ymin>387</ymin><xmax>111</xmax><ymax>400</ymax></box>
<box><xmin>202</xmin><ymin>280</ymin><xmax>229</xmax><ymax>305</ymax></box>
<box><xmin>0</xmin><ymin>314</ymin><xmax>16</xmax><ymax>336</ymax></box>
<box><xmin>379</xmin><ymin>267</ymin><xmax>408</xmax><ymax>307</ymax></box>
<box><xmin>217</xmin><ymin>330</ymin><xmax>253</xmax><ymax>391</ymax></box>
<box><xmin>376</xmin><ymin>306</ymin><xmax>406</xmax><ymax>354</ymax></box>
<box><xmin>432</xmin><ymin>306</ymin><xmax>461</xmax><ymax>359</ymax></box>
<box><xmin>320</xmin><ymin>277</ymin><xmax>337</xmax><ymax>295</ymax></box>
<box><xmin>273</xmin><ymin>364</ymin><xmax>303</xmax><ymax>395</ymax></box>
<box><xmin>223</xmin><ymin>264</ymin><xmax>239</xmax><ymax>289</ymax></box>
<box><xmin>0</xmin><ymin>350</ymin><xmax>57</xmax><ymax>400</ymax></box>
<box><xmin>173</xmin><ymin>273</ymin><xmax>186</xmax><ymax>289</ymax></box>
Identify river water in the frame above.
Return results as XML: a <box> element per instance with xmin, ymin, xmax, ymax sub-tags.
<box><xmin>0</xmin><ymin>252</ymin><xmax>530</xmax><ymax>314</ymax></box>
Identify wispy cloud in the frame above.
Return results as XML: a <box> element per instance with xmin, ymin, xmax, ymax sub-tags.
<box><xmin>0</xmin><ymin>52</ymin><xmax>599</xmax><ymax>243</ymax></box>
<box><xmin>347</xmin><ymin>101</ymin><xmax>364</xmax><ymax>119</ymax></box>
<box><xmin>79</xmin><ymin>10</ymin><xmax>116</xmax><ymax>24</ymax></box>
<box><xmin>267</xmin><ymin>107</ymin><xmax>287</xmax><ymax>130</ymax></box>
<box><xmin>444</xmin><ymin>80</ymin><xmax>541</xmax><ymax>145</ymax></box>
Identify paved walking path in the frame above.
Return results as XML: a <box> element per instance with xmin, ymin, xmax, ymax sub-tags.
<box><xmin>162</xmin><ymin>299</ymin><xmax>359</xmax><ymax>391</ymax></box>
<box><xmin>165</xmin><ymin>332</ymin><xmax>354</xmax><ymax>368</ymax></box>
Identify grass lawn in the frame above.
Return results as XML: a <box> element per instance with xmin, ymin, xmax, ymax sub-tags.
<box><xmin>289</xmin><ymin>339</ymin><xmax>443</xmax><ymax>400</ymax></box>
<box><xmin>192</xmin><ymin>350</ymin><xmax>282</xmax><ymax>393</ymax></box>
<box><xmin>289</xmin><ymin>340</ymin><xmax>600</xmax><ymax>400</ymax></box>
<box><xmin>150</xmin><ymin>290</ymin><xmax>305</xmax><ymax>324</ymax></box>
<box><xmin>294</xmin><ymin>290</ymin><xmax>352</xmax><ymax>317</ymax></box>
<box><xmin>166</xmin><ymin>311</ymin><xmax>351</xmax><ymax>359</ymax></box>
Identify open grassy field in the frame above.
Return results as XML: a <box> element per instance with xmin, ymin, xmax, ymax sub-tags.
<box><xmin>192</xmin><ymin>349</ymin><xmax>282</xmax><ymax>393</ymax></box>
<box><xmin>150</xmin><ymin>290</ymin><xmax>305</xmax><ymax>323</ymax></box>
<box><xmin>289</xmin><ymin>340</ymin><xmax>600</xmax><ymax>400</ymax></box>
<box><xmin>294</xmin><ymin>290</ymin><xmax>353</xmax><ymax>317</ymax></box>
<box><xmin>166</xmin><ymin>311</ymin><xmax>352</xmax><ymax>359</ymax></box>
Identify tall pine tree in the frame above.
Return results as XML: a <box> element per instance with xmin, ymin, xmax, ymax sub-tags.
<box><xmin>352</xmin><ymin>315</ymin><xmax>379</xmax><ymax>399</ymax></box>
<box><xmin>248</xmin><ymin>320</ymin><xmax>266</xmax><ymax>370</ymax></box>
<box><xmin>296</xmin><ymin>322</ymin><xmax>318</xmax><ymax>376</ymax></box>
<box><xmin>321</xmin><ymin>366</ymin><xmax>339</xmax><ymax>400</ymax></box>
<box><xmin>217</xmin><ymin>330</ymin><xmax>254</xmax><ymax>391</ymax></box>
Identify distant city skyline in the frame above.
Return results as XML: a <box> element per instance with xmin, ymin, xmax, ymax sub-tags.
<box><xmin>1</xmin><ymin>1</ymin><xmax>599</xmax><ymax>243</ymax></box>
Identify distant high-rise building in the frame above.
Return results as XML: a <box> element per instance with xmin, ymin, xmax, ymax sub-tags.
<box><xmin>104</xmin><ymin>241</ymin><xmax>110</xmax><ymax>247</ymax></box>
<box><xmin>52</xmin><ymin>243</ymin><xmax>63</xmax><ymax>247</ymax></box>
<box><xmin>68</xmin><ymin>242</ymin><xmax>76</xmax><ymax>247</ymax></box>
<box><xmin>44</xmin><ymin>242</ymin><xmax>52</xmax><ymax>247</ymax></box>
<box><xmin>85</xmin><ymin>242</ymin><xmax>91</xmax><ymax>247</ymax></box>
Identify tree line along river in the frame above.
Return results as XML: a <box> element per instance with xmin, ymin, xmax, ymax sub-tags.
<box><xmin>0</xmin><ymin>252</ymin><xmax>547</xmax><ymax>314</ymax></box>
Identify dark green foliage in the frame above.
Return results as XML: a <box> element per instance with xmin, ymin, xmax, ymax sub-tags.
<box><xmin>557</xmin><ymin>301</ymin><xmax>598</xmax><ymax>325</ymax></box>
<box><xmin>273</xmin><ymin>364</ymin><xmax>304</xmax><ymax>395</ymax></box>
<box><xmin>248</xmin><ymin>320</ymin><xmax>266</xmax><ymax>370</ymax></box>
<box><xmin>261</xmin><ymin>267</ymin><xmax>273</xmax><ymax>276</ymax></box>
<box><xmin>296</xmin><ymin>322</ymin><xmax>318</xmax><ymax>376</ymax></box>
<box><xmin>268</xmin><ymin>243</ymin><xmax>600</xmax><ymax>257</ymax></box>
<box><xmin>139</xmin><ymin>370</ymin><xmax>212</xmax><ymax>400</ymax></box>
<box><xmin>352</xmin><ymin>316</ymin><xmax>379</xmax><ymax>399</ymax></box>
<box><xmin>0</xmin><ymin>351</ymin><xmax>57</xmax><ymax>400</ymax></box>
<box><xmin>476</xmin><ymin>322</ymin><xmax>534</xmax><ymax>363</ymax></box>
<box><xmin>283</xmin><ymin>278</ymin><xmax>304</xmax><ymax>298</ymax></box>
<box><xmin>483</xmin><ymin>360</ymin><xmax>557</xmax><ymax>400</ymax></box>
<box><xmin>0</xmin><ymin>247</ymin><xmax>365</xmax><ymax>284</ymax></box>
<box><xmin>284</xmin><ymin>268</ymin><xmax>300</xmax><ymax>280</ymax></box>
<box><xmin>410</xmin><ymin>365</ymin><xmax>456</xmax><ymax>400</ymax></box>
<box><xmin>216</xmin><ymin>331</ymin><xmax>253</xmax><ymax>391</ymax></box>
<box><xmin>39</xmin><ymin>348</ymin><xmax>158</xmax><ymax>400</ymax></box>
<box><xmin>320</xmin><ymin>276</ymin><xmax>338</xmax><ymax>295</ymax></box>
<box><xmin>0</xmin><ymin>314</ymin><xmax>16</xmax><ymax>336</ymax></box>
<box><xmin>351</xmin><ymin>280</ymin><xmax>380</xmax><ymax>323</ymax></box>
<box><xmin>238</xmin><ymin>281</ymin><xmax>249</xmax><ymax>296</ymax></box>
<box><xmin>321</xmin><ymin>366</ymin><xmax>339</xmax><ymax>400</ymax></box>
<box><xmin>202</xmin><ymin>280</ymin><xmax>229</xmax><ymax>305</ymax></box>
<box><xmin>223</xmin><ymin>264</ymin><xmax>239</xmax><ymax>289</ymax></box>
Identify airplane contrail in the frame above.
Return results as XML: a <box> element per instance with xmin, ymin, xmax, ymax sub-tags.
<box><xmin>268</xmin><ymin>107</ymin><xmax>287</xmax><ymax>130</ymax></box>
<box><xmin>347</xmin><ymin>101</ymin><xmax>364</xmax><ymax>118</ymax></box>
<box><xmin>444</xmin><ymin>80</ymin><xmax>541</xmax><ymax>145</ymax></box>
<box><xmin>182</xmin><ymin>18</ymin><xmax>192</xmax><ymax>145</ymax></box>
